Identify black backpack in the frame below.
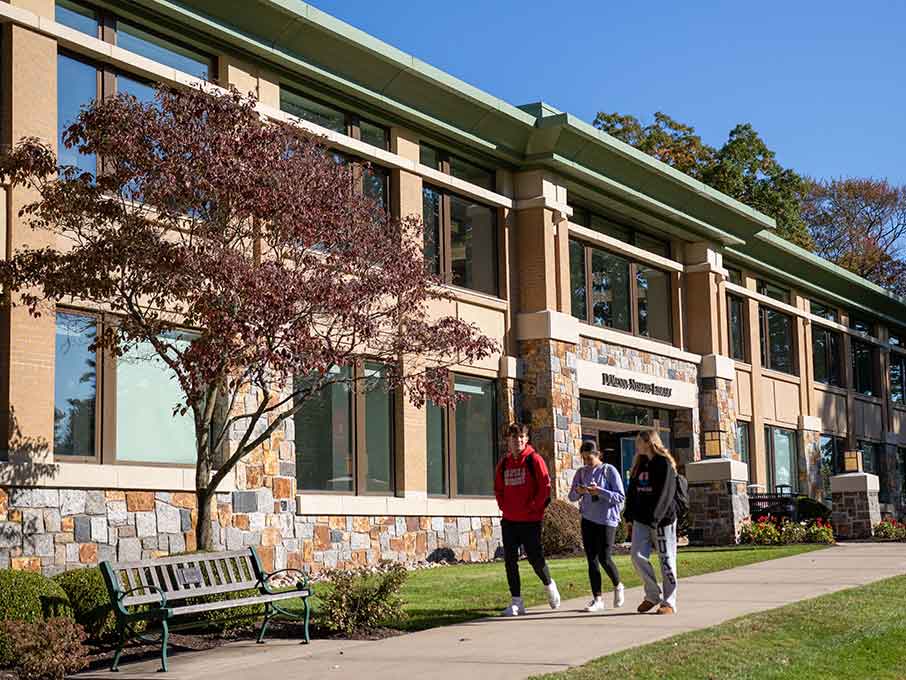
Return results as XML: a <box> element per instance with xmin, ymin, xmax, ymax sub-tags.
<box><xmin>674</xmin><ymin>474</ymin><xmax>689</xmax><ymax>524</ymax></box>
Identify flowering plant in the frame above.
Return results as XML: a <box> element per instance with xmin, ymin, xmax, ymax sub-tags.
<box><xmin>873</xmin><ymin>518</ymin><xmax>906</xmax><ymax>541</ymax></box>
<box><xmin>739</xmin><ymin>515</ymin><xmax>835</xmax><ymax>545</ymax></box>
<box><xmin>805</xmin><ymin>518</ymin><xmax>835</xmax><ymax>544</ymax></box>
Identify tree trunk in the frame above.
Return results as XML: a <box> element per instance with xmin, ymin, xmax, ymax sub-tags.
<box><xmin>195</xmin><ymin>486</ymin><xmax>214</xmax><ymax>551</ymax></box>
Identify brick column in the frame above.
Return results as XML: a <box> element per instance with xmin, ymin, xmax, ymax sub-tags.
<box><xmin>685</xmin><ymin>458</ymin><xmax>750</xmax><ymax>545</ymax></box>
<box><xmin>830</xmin><ymin>472</ymin><xmax>881</xmax><ymax>539</ymax></box>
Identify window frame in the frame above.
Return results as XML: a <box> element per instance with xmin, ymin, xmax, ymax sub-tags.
<box><xmin>426</xmin><ymin>373</ymin><xmax>499</xmax><ymax>499</ymax></box>
<box><xmin>419</xmin><ymin>143</ymin><xmax>495</xmax><ymax>191</ymax></box>
<box><xmin>758</xmin><ymin>304</ymin><xmax>798</xmax><ymax>375</ymax></box>
<box><xmin>890</xmin><ymin>351</ymin><xmax>906</xmax><ymax>405</ymax></box>
<box><xmin>809</xmin><ymin>299</ymin><xmax>839</xmax><ymax>322</ymax></box>
<box><xmin>764</xmin><ymin>425</ymin><xmax>799</xmax><ymax>494</ymax></box>
<box><xmin>280</xmin><ymin>85</ymin><xmax>390</xmax><ymax>151</ymax></box>
<box><xmin>295</xmin><ymin>359</ymin><xmax>397</xmax><ymax>497</ymax></box>
<box><xmin>727</xmin><ymin>293</ymin><xmax>748</xmax><ymax>362</ymax></box>
<box><xmin>735</xmin><ymin>420</ymin><xmax>752</xmax><ymax>482</ymax></box>
<box><xmin>851</xmin><ymin>338</ymin><xmax>878</xmax><ymax>397</ymax></box>
<box><xmin>569</xmin><ymin>204</ymin><xmax>670</xmax><ymax>258</ymax></box>
<box><xmin>422</xmin><ymin>183</ymin><xmax>499</xmax><ymax>297</ymax></box>
<box><xmin>569</xmin><ymin>237</ymin><xmax>673</xmax><ymax>344</ymax></box>
<box><xmin>812</xmin><ymin>323</ymin><xmax>844</xmax><ymax>387</ymax></box>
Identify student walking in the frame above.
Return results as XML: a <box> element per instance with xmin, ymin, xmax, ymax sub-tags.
<box><xmin>568</xmin><ymin>440</ymin><xmax>626</xmax><ymax>612</ymax></box>
<box><xmin>494</xmin><ymin>422</ymin><xmax>560</xmax><ymax>616</ymax></box>
<box><xmin>624</xmin><ymin>430</ymin><xmax>679</xmax><ymax>615</ymax></box>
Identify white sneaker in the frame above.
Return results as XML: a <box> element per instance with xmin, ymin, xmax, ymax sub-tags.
<box><xmin>546</xmin><ymin>580</ymin><xmax>561</xmax><ymax>609</ymax></box>
<box><xmin>502</xmin><ymin>596</ymin><xmax>525</xmax><ymax>617</ymax></box>
<box><xmin>585</xmin><ymin>596</ymin><xmax>606</xmax><ymax>612</ymax></box>
<box><xmin>613</xmin><ymin>583</ymin><xmax>625</xmax><ymax>608</ymax></box>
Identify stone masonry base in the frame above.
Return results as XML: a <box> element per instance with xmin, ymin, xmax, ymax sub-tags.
<box><xmin>0</xmin><ymin>487</ymin><xmax>502</xmax><ymax>576</ymax></box>
<box><xmin>687</xmin><ymin>480</ymin><xmax>750</xmax><ymax>546</ymax></box>
<box><xmin>831</xmin><ymin>490</ymin><xmax>880</xmax><ymax>540</ymax></box>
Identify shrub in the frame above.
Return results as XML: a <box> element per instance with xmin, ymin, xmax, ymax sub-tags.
<box><xmin>738</xmin><ymin>516</ymin><xmax>781</xmax><ymax>545</ymax></box>
<box><xmin>542</xmin><ymin>499</ymin><xmax>582</xmax><ymax>556</ymax></box>
<box><xmin>806</xmin><ymin>518</ymin><xmax>835</xmax><ymax>544</ymax></box>
<box><xmin>873</xmin><ymin>518</ymin><xmax>906</xmax><ymax>541</ymax></box>
<box><xmin>797</xmin><ymin>497</ymin><xmax>831</xmax><ymax>523</ymax></box>
<box><xmin>0</xmin><ymin>570</ymin><xmax>72</xmax><ymax>667</ymax></box>
<box><xmin>0</xmin><ymin>618</ymin><xmax>87</xmax><ymax>680</ymax></box>
<box><xmin>778</xmin><ymin>519</ymin><xmax>807</xmax><ymax>544</ymax></box>
<box><xmin>320</xmin><ymin>562</ymin><xmax>407</xmax><ymax>636</ymax></box>
<box><xmin>615</xmin><ymin>517</ymin><xmax>628</xmax><ymax>544</ymax></box>
<box><xmin>53</xmin><ymin>567</ymin><xmax>116</xmax><ymax>642</ymax></box>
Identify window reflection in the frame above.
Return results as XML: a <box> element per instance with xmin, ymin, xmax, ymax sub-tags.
<box><xmin>53</xmin><ymin>312</ymin><xmax>97</xmax><ymax>457</ymax></box>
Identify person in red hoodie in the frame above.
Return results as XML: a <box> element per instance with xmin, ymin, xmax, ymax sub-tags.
<box><xmin>494</xmin><ymin>422</ymin><xmax>560</xmax><ymax>616</ymax></box>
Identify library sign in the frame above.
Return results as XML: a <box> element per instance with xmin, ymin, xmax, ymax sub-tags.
<box><xmin>577</xmin><ymin>359</ymin><xmax>697</xmax><ymax>409</ymax></box>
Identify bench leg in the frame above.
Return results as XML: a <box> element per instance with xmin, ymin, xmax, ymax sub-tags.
<box><xmin>159</xmin><ymin>620</ymin><xmax>169</xmax><ymax>673</ymax></box>
<box><xmin>256</xmin><ymin>602</ymin><xmax>273</xmax><ymax>644</ymax></box>
<box><xmin>303</xmin><ymin>598</ymin><xmax>311</xmax><ymax>645</ymax></box>
<box><xmin>111</xmin><ymin>622</ymin><xmax>124</xmax><ymax>672</ymax></box>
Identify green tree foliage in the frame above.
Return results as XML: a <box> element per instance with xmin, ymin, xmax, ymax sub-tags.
<box><xmin>593</xmin><ymin>113</ymin><xmax>813</xmax><ymax>249</ymax></box>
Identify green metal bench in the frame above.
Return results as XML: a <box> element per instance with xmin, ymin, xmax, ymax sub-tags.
<box><xmin>99</xmin><ymin>547</ymin><xmax>311</xmax><ymax>672</ymax></box>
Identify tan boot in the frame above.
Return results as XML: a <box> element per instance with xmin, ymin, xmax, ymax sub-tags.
<box><xmin>656</xmin><ymin>604</ymin><xmax>675</xmax><ymax>615</ymax></box>
<box><xmin>637</xmin><ymin>600</ymin><xmax>658</xmax><ymax>613</ymax></box>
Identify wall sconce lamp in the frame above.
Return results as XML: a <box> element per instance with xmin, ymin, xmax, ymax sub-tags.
<box><xmin>703</xmin><ymin>430</ymin><xmax>724</xmax><ymax>459</ymax></box>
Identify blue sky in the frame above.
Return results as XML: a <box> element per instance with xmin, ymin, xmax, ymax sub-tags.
<box><xmin>307</xmin><ymin>0</ymin><xmax>906</xmax><ymax>185</ymax></box>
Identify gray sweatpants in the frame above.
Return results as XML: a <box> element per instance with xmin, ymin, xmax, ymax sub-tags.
<box><xmin>630</xmin><ymin>521</ymin><xmax>678</xmax><ymax>610</ymax></box>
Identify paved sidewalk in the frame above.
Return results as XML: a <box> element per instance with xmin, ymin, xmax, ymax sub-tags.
<box><xmin>77</xmin><ymin>543</ymin><xmax>906</xmax><ymax>680</ymax></box>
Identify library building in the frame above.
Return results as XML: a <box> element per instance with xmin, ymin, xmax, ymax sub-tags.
<box><xmin>1</xmin><ymin>0</ymin><xmax>904</xmax><ymax>575</ymax></box>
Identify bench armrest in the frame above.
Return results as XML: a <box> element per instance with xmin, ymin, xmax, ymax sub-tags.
<box><xmin>118</xmin><ymin>584</ymin><xmax>168</xmax><ymax>610</ymax></box>
<box><xmin>259</xmin><ymin>568</ymin><xmax>310</xmax><ymax>594</ymax></box>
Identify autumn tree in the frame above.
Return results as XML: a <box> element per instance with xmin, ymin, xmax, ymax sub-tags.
<box><xmin>594</xmin><ymin>113</ymin><xmax>812</xmax><ymax>249</ymax></box>
<box><xmin>802</xmin><ymin>177</ymin><xmax>906</xmax><ymax>296</ymax></box>
<box><xmin>0</xmin><ymin>84</ymin><xmax>497</xmax><ymax>549</ymax></box>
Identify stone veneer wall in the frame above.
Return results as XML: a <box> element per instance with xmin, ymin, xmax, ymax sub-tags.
<box><xmin>687</xmin><ymin>481</ymin><xmax>749</xmax><ymax>545</ymax></box>
<box><xmin>0</xmin><ymin>486</ymin><xmax>502</xmax><ymax>575</ymax></box>
<box><xmin>699</xmin><ymin>377</ymin><xmax>737</xmax><ymax>461</ymax></box>
<box><xmin>831</xmin><ymin>490</ymin><xmax>880</xmax><ymax>539</ymax></box>
<box><xmin>519</xmin><ymin>339</ymin><xmax>581</xmax><ymax>500</ymax></box>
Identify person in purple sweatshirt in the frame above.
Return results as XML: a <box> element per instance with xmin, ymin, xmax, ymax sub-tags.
<box><xmin>568</xmin><ymin>440</ymin><xmax>626</xmax><ymax>612</ymax></box>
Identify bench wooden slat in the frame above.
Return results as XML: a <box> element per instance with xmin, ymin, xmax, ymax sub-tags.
<box><xmin>169</xmin><ymin>589</ymin><xmax>309</xmax><ymax>617</ymax></box>
<box><xmin>156</xmin><ymin>563</ymin><xmax>175</xmax><ymax>593</ymax></box>
<box><xmin>211</xmin><ymin>557</ymin><xmax>228</xmax><ymax>585</ymax></box>
<box><xmin>112</xmin><ymin>550</ymin><xmax>253</xmax><ymax>571</ymax></box>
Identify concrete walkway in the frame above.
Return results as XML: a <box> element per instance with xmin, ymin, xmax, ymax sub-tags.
<box><xmin>77</xmin><ymin>543</ymin><xmax>906</xmax><ymax>680</ymax></box>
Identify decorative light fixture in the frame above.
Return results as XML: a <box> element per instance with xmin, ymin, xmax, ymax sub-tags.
<box><xmin>703</xmin><ymin>430</ymin><xmax>724</xmax><ymax>459</ymax></box>
<box><xmin>843</xmin><ymin>450</ymin><xmax>863</xmax><ymax>473</ymax></box>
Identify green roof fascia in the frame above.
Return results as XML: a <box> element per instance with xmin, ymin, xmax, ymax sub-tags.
<box><xmin>534</xmin><ymin>153</ymin><xmax>745</xmax><ymax>246</ymax></box>
<box><xmin>131</xmin><ymin>0</ymin><xmax>535</xmax><ymax>163</ymax></box>
<box><xmin>535</xmin><ymin>113</ymin><xmax>777</xmax><ymax>234</ymax></box>
<box><xmin>727</xmin><ymin>232</ymin><xmax>906</xmax><ymax>324</ymax></box>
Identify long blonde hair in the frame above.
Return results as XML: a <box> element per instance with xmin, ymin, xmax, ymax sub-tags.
<box><xmin>630</xmin><ymin>430</ymin><xmax>676</xmax><ymax>478</ymax></box>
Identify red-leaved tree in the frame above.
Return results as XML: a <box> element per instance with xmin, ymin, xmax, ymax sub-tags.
<box><xmin>0</xmin><ymin>84</ymin><xmax>497</xmax><ymax>549</ymax></box>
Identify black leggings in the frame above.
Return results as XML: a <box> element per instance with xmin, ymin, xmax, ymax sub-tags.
<box><xmin>581</xmin><ymin>518</ymin><xmax>621</xmax><ymax>596</ymax></box>
<box><xmin>501</xmin><ymin>519</ymin><xmax>551</xmax><ymax>597</ymax></box>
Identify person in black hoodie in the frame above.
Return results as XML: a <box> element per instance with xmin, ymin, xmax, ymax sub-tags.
<box><xmin>624</xmin><ymin>429</ymin><xmax>679</xmax><ymax>615</ymax></box>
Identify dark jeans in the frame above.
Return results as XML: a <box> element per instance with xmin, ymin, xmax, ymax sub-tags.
<box><xmin>501</xmin><ymin>519</ymin><xmax>551</xmax><ymax>597</ymax></box>
<box><xmin>581</xmin><ymin>518</ymin><xmax>621</xmax><ymax>596</ymax></box>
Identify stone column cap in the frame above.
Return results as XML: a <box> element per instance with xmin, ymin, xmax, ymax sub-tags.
<box><xmin>685</xmin><ymin>458</ymin><xmax>749</xmax><ymax>484</ymax></box>
<box><xmin>700</xmin><ymin>354</ymin><xmax>736</xmax><ymax>381</ymax></box>
<box><xmin>830</xmin><ymin>472</ymin><xmax>879</xmax><ymax>494</ymax></box>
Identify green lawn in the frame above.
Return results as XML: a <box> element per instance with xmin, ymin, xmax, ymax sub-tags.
<box><xmin>304</xmin><ymin>544</ymin><xmax>825</xmax><ymax>631</ymax></box>
<box><xmin>533</xmin><ymin>572</ymin><xmax>906</xmax><ymax>680</ymax></box>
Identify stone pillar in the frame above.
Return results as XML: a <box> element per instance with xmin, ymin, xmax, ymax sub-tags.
<box><xmin>685</xmin><ymin>458</ymin><xmax>750</xmax><ymax>545</ymax></box>
<box><xmin>799</xmin><ymin>416</ymin><xmax>823</xmax><ymax>501</ymax></box>
<box><xmin>830</xmin><ymin>473</ymin><xmax>880</xmax><ymax>539</ymax></box>
<box><xmin>698</xmin><ymin>354</ymin><xmax>738</xmax><ymax>461</ymax></box>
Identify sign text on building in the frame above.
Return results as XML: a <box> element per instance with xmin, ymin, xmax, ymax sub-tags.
<box><xmin>601</xmin><ymin>373</ymin><xmax>673</xmax><ymax>398</ymax></box>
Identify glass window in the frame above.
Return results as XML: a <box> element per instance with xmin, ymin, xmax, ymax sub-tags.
<box><xmin>117</xmin><ymin>72</ymin><xmax>156</xmax><ymax>105</ymax></box>
<box><xmin>812</xmin><ymin>326</ymin><xmax>843</xmax><ymax>387</ymax></box>
<box><xmin>449</xmin><ymin>195</ymin><xmax>497</xmax><ymax>295</ymax></box>
<box><xmin>891</xmin><ymin>354</ymin><xmax>905</xmax><ymax>404</ymax></box>
<box><xmin>449</xmin><ymin>157</ymin><xmax>494</xmax><ymax>191</ymax></box>
<box><xmin>280</xmin><ymin>89</ymin><xmax>346</xmax><ymax>134</ymax></box>
<box><xmin>115</xmin><ymin>334</ymin><xmax>196</xmax><ymax>464</ymax></box>
<box><xmin>850</xmin><ymin>316</ymin><xmax>873</xmax><ymax>334</ymax></box>
<box><xmin>426</xmin><ymin>401</ymin><xmax>446</xmax><ymax>496</ymax></box>
<box><xmin>569</xmin><ymin>238</ymin><xmax>587</xmax><ymax>321</ymax></box>
<box><xmin>590</xmin><ymin>249</ymin><xmax>631</xmax><ymax>331</ymax></box>
<box><xmin>569</xmin><ymin>205</ymin><xmax>589</xmax><ymax>227</ymax></box>
<box><xmin>852</xmin><ymin>340</ymin><xmax>876</xmax><ymax>396</ymax></box>
<box><xmin>890</xmin><ymin>333</ymin><xmax>903</xmax><ymax>348</ymax></box>
<box><xmin>757</xmin><ymin>280</ymin><xmax>790</xmax><ymax>304</ymax></box>
<box><xmin>422</xmin><ymin>186</ymin><xmax>441</xmax><ymax>275</ymax></box>
<box><xmin>53</xmin><ymin>312</ymin><xmax>97</xmax><ymax>458</ymax></box>
<box><xmin>735</xmin><ymin>421</ymin><xmax>750</xmax><ymax>465</ymax></box>
<box><xmin>726</xmin><ymin>267</ymin><xmax>743</xmax><ymax>286</ymax></box>
<box><xmin>766</xmin><ymin>426</ymin><xmax>797</xmax><ymax>493</ymax></box>
<box><xmin>759</xmin><ymin>306</ymin><xmax>795</xmax><ymax>374</ymax></box>
<box><xmin>294</xmin><ymin>367</ymin><xmax>354</xmax><ymax>492</ymax></box>
<box><xmin>590</xmin><ymin>215</ymin><xmax>630</xmax><ymax>243</ymax></box>
<box><xmin>419</xmin><ymin>145</ymin><xmax>440</xmax><ymax>169</ymax></box>
<box><xmin>454</xmin><ymin>376</ymin><xmax>497</xmax><ymax>496</ymax></box>
<box><xmin>820</xmin><ymin>435</ymin><xmax>845</xmax><ymax>504</ymax></box>
<box><xmin>363</xmin><ymin>362</ymin><xmax>394</xmax><ymax>493</ymax></box>
<box><xmin>580</xmin><ymin>398</ymin><xmax>669</xmax><ymax>428</ymax></box>
<box><xmin>728</xmin><ymin>295</ymin><xmax>747</xmax><ymax>361</ymax></box>
<box><xmin>57</xmin><ymin>53</ymin><xmax>97</xmax><ymax>177</ymax></box>
<box><xmin>636</xmin><ymin>265</ymin><xmax>671</xmax><ymax>341</ymax></box>
<box><xmin>117</xmin><ymin>21</ymin><xmax>212</xmax><ymax>79</ymax></box>
<box><xmin>55</xmin><ymin>0</ymin><xmax>98</xmax><ymax>37</ymax></box>
<box><xmin>363</xmin><ymin>165</ymin><xmax>388</xmax><ymax>208</ymax></box>
<box><xmin>810</xmin><ymin>300</ymin><xmax>838</xmax><ymax>322</ymax></box>
<box><xmin>635</xmin><ymin>233</ymin><xmax>670</xmax><ymax>258</ymax></box>
<box><xmin>859</xmin><ymin>441</ymin><xmax>888</xmax><ymax>503</ymax></box>
<box><xmin>359</xmin><ymin>120</ymin><xmax>388</xmax><ymax>149</ymax></box>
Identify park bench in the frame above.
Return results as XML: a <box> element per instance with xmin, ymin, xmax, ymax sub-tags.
<box><xmin>748</xmin><ymin>485</ymin><xmax>799</xmax><ymax>522</ymax></box>
<box><xmin>100</xmin><ymin>547</ymin><xmax>311</xmax><ymax>672</ymax></box>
